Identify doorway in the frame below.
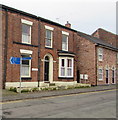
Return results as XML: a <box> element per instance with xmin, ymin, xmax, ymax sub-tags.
<box><xmin>106</xmin><ymin>69</ymin><xmax>109</xmax><ymax>84</ymax></box>
<box><xmin>44</xmin><ymin>54</ymin><xmax>53</xmax><ymax>83</ymax></box>
<box><xmin>112</xmin><ymin>69</ymin><xmax>115</xmax><ymax>84</ymax></box>
<box><xmin>44</xmin><ymin>56</ymin><xmax>49</xmax><ymax>81</ymax></box>
<box><xmin>77</xmin><ymin>70</ymin><xmax>80</xmax><ymax>83</ymax></box>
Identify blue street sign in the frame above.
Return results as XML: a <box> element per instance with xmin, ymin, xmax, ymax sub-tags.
<box><xmin>10</xmin><ymin>57</ymin><xmax>32</xmax><ymax>64</ymax></box>
<box><xmin>22</xmin><ymin>57</ymin><xmax>32</xmax><ymax>60</ymax></box>
<box><xmin>10</xmin><ymin>57</ymin><xmax>20</xmax><ymax>64</ymax></box>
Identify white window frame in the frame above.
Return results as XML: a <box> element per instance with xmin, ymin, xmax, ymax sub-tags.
<box><xmin>45</xmin><ymin>25</ymin><xmax>54</xmax><ymax>48</ymax></box>
<box><xmin>20</xmin><ymin>49</ymin><xmax>32</xmax><ymax>78</ymax></box>
<box><xmin>59</xmin><ymin>57</ymin><xmax>74</xmax><ymax>78</ymax></box>
<box><xmin>62</xmin><ymin>31</ymin><xmax>69</xmax><ymax>51</ymax></box>
<box><xmin>98</xmin><ymin>68</ymin><xmax>103</xmax><ymax>81</ymax></box>
<box><xmin>21</xmin><ymin>19</ymin><xmax>33</xmax><ymax>44</ymax></box>
<box><xmin>21</xmin><ymin>54</ymin><xmax>31</xmax><ymax>78</ymax></box>
<box><xmin>98</xmin><ymin>48</ymin><xmax>103</xmax><ymax>61</ymax></box>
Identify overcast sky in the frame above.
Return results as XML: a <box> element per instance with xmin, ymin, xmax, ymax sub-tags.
<box><xmin>1</xmin><ymin>0</ymin><xmax>117</xmax><ymax>34</ymax></box>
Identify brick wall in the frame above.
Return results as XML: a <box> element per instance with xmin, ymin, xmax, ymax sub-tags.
<box><xmin>77</xmin><ymin>34</ymin><xmax>97</xmax><ymax>85</ymax></box>
<box><xmin>92</xmin><ymin>28</ymin><xmax>117</xmax><ymax>47</ymax></box>
<box><xmin>39</xmin><ymin>21</ymin><xmax>77</xmax><ymax>82</ymax></box>
<box><xmin>2</xmin><ymin>8</ymin><xmax>78</xmax><ymax>87</ymax></box>
<box><xmin>77</xmin><ymin>34</ymin><xmax>117</xmax><ymax>85</ymax></box>
<box><xmin>0</xmin><ymin>10</ymin><xmax>2</xmax><ymax>89</ymax></box>
<box><xmin>1</xmin><ymin>6</ymin><xmax>117</xmax><ymax>88</ymax></box>
<box><xmin>2</xmin><ymin>10</ymin><xmax>7</xmax><ymax>88</ymax></box>
<box><xmin>3</xmin><ymin>10</ymin><xmax>39</xmax><ymax>85</ymax></box>
<box><xmin>97</xmin><ymin>46</ymin><xmax>117</xmax><ymax>85</ymax></box>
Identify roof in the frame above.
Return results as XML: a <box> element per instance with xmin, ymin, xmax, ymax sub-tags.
<box><xmin>1</xmin><ymin>4</ymin><xmax>117</xmax><ymax>51</ymax></box>
<box><xmin>77</xmin><ymin>31</ymin><xmax>118</xmax><ymax>51</ymax></box>
<box><xmin>92</xmin><ymin>28</ymin><xmax>118</xmax><ymax>36</ymax></box>
<box><xmin>1</xmin><ymin>4</ymin><xmax>77</xmax><ymax>32</ymax></box>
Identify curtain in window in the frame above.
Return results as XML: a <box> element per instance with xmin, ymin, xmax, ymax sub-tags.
<box><xmin>60</xmin><ymin>58</ymin><xmax>73</xmax><ymax>77</ymax></box>
<box><xmin>62</xmin><ymin>35</ymin><xmax>68</xmax><ymax>50</ymax></box>
<box><xmin>45</xmin><ymin>30</ymin><xmax>52</xmax><ymax>47</ymax></box>
<box><xmin>21</xmin><ymin>55</ymin><xmax>30</xmax><ymax>77</ymax></box>
<box><xmin>22</xmin><ymin>24</ymin><xmax>31</xmax><ymax>43</ymax></box>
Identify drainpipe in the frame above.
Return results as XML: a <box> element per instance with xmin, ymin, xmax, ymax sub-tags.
<box><xmin>3</xmin><ymin>9</ymin><xmax>8</xmax><ymax>89</ymax></box>
<box><xmin>37</xmin><ymin>19</ymin><xmax>41</xmax><ymax>87</ymax></box>
<box><xmin>95</xmin><ymin>44</ymin><xmax>98</xmax><ymax>86</ymax></box>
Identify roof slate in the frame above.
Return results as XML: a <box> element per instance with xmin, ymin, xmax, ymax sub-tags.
<box><xmin>77</xmin><ymin>32</ymin><xmax>118</xmax><ymax>51</ymax></box>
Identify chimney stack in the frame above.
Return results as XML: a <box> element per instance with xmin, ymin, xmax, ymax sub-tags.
<box><xmin>65</xmin><ymin>21</ymin><xmax>71</xmax><ymax>28</ymax></box>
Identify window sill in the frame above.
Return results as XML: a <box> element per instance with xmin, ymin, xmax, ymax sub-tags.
<box><xmin>45</xmin><ymin>47</ymin><xmax>53</xmax><ymax>49</ymax></box>
<box><xmin>58</xmin><ymin>77</ymin><xmax>74</xmax><ymax>79</ymax></box>
<box><xmin>62</xmin><ymin>49</ymin><xmax>68</xmax><ymax>52</ymax></box>
<box><xmin>98</xmin><ymin>60</ymin><xmax>103</xmax><ymax>62</ymax></box>
<box><xmin>98</xmin><ymin>79</ymin><xmax>103</xmax><ymax>81</ymax></box>
<box><xmin>22</xmin><ymin>42</ymin><xmax>31</xmax><ymax>44</ymax></box>
<box><xmin>13</xmin><ymin>41</ymin><xmax>38</xmax><ymax>47</ymax></box>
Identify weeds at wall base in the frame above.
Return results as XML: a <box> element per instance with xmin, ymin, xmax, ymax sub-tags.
<box><xmin>8</xmin><ymin>84</ymin><xmax>91</xmax><ymax>93</ymax></box>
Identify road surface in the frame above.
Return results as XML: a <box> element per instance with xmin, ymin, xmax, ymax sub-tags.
<box><xmin>2</xmin><ymin>89</ymin><xmax>116</xmax><ymax>118</ymax></box>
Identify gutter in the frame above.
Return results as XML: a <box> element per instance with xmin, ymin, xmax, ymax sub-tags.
<box><xmin>96</xmin><ymin>43</ymin><xmax>118</xmax><ymax>52</ymax></box>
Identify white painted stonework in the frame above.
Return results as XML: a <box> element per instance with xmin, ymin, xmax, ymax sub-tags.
<box><xmin>45</xmin><ymin>25</ymin><xmax>54</xmax><ymax>31</ymax></box>
<box><xmin>5</xmin><ymin>81</ymin><xmax>77</xmax><ymax>88</ymax></box>
<box><xmin>21</xmin><ymin>19</ymin><xmax>33</xmax><ymax>26</ymax></box>
<box><xmin>62</xmin><ymin>31</ymin><xmax>69</xmax><ymax>36</ymax></box>
<box><xmin>5</xmin><ymin>82</ymin><xmax>38</xmax><ymax>88</ymax></box>
<box><xmin>32</xmin><ymin>68</ymin><xmax>38</xmax><ymax>71</ymax></box>
<box><xmin>54</xmin><ymin>81</ymin><xmax>77</xmax><ymax>86</ymax></box>
<box><xmin>20</xmin><ymin>49</ymin><xmax>33</xmax><ymax>54</ymax></box>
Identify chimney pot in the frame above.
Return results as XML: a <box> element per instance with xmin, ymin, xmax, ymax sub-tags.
<box><xmin>65</xmin><ymin>21</ymin><xmax>71</xmax><ymax>28</ymax></box>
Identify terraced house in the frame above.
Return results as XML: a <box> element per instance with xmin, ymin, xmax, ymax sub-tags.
<box><xmin>1</xmin><ymin>5</ymin><xmax>78</xmax><ymax>89</ymax></box>
<box><xmin>77</xmin><ymin>30</ymin><xmax>117</xmax><ymax>85</ymax></box>
<box><xmin>1</xmin><ymin>4</ymin><xmax>117</xmax><ymax>89</ymax></box>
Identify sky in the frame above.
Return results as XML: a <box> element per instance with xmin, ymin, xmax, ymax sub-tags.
<box><xmin>0</xmin><ymin>0</ymin><xmax>117</xmax><ymax>34</ymax></box>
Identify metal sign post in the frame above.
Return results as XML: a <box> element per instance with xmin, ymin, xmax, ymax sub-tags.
<box><xmin>10</xmin><ymin>57</ymin><xmax>32</xmax><ymax>93</ymax></box>
<box><xmin>19</xmin><ymin>57</ymin><xmax>22</xmax><ymax>93</ymax></box>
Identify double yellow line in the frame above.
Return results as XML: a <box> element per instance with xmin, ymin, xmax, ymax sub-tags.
<box><xmin>0</xmin><ymin>89</ymin><xmax>116</xmax><ymax>105</ymax></box>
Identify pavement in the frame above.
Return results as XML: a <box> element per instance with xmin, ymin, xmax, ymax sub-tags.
<box><xmin>2</xmin><ymin>84</ymin><xmax>116</xmax><ymax>102</ymax></box>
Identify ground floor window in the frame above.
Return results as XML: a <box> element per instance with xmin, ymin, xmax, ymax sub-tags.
<box><xmin>98</xmin><ymin>68</ymin><xmax>103</xmax><ymax>80</ymax></box>
<box><xmin>59</xmin><ymin>57</ymin><xmax>74</xmax><ymax>77</ymax></box>
<box><xmin>21</xmin><ymin>54</ymin><xmax>31</xmax><ymax>77</ymax></box>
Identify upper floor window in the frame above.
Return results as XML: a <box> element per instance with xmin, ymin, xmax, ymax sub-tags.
<box><xmin>21</xmin><ymin>19</ymin><xmax>33</xmax><ymax>44</ymax></box>
<box><xmin>45</xmin><ymin>25</ymin><xmax>54</xmax><ymax>48</ymax></box>
<box><xmin>62</xmin><ymin>31</ymin><xmax>69</xmax><ymax>51</ymax></box>
<box><xmin>98</xmin><ymin>48</ymin><xmax>103</xmax><ymax>61</ymax></box>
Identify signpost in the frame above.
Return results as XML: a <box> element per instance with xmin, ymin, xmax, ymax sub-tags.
<box><xmin>10</xmin><ymin>57</ymin><xmax>20</xmax><ymax>64</ymax></box>
<box><xmin>10</xmin><ymin>57</ymin><xmax>32</xmax><ymax>93</ymax></box>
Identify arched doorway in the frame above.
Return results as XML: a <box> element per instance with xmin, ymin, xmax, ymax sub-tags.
<box><xmin>44</xmin><ymin>54</ymin><xmax>53</xmax><ymax>82</ymax></box>
<box><xmin>44</xmin><ymin>56</ymin><xmax>49</xmax><ymax>81</ymax></box>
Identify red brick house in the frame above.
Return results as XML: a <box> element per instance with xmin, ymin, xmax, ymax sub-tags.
<box><xmin>1</xmin><ymin>5</ymin><xmax>78</xmax><ymax>88</ymax></box>
<box><xmin>77</xmin><ymin>31</ymin><xmax>117</xmax><ymax>85</ymax></box>
<box><xmin>1</xmin><ymin>5</ymin><xmax>117</xmax><ymax>89</ymax></box>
